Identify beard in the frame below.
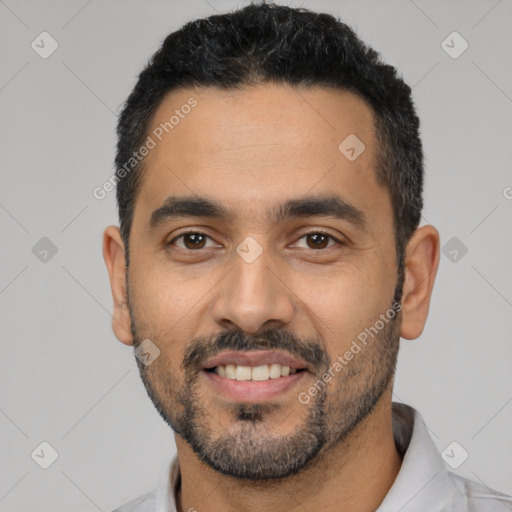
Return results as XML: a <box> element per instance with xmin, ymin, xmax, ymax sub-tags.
<box><xmin>128</xmin><ymin>282</ymin><xmax>402</xmax><ymax>481</ymax></box>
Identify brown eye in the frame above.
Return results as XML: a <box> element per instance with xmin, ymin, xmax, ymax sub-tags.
<box><xmin>294</xmin><ymin>232</ymin><xmax>339</xmax><ymax>250</ymax></box>
<box><xmin>183</xmin><ymin>233</ymin><xmax>206</xmax><ymax>249</ymax></box>
<box><xmin>306</xmin><ymin>233</ymin><xmax>330</xmax><ymax>249</ymax></box>
<box><xmin>170</xmin><ymin>232</ymin><xmax>214</xmax><ymax>250</ymax></box>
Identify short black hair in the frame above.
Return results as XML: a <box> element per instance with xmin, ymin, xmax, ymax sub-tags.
<box><xmin>115</xmin><ymin>1</ymin><xmax>423</xmax><ymax>286</ymax></box>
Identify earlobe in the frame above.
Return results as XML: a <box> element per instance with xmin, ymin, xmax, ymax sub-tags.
<box><xmin>102</xmin><ymin>225</ymin><xmax>134</xmax><ymax>346</ymax></box>
<box><xmin>399</xmin><ymin>225</ymin><xmax>440</xmax><ymax>340</ymax></box>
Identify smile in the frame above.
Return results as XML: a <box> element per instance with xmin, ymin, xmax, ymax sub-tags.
<box><xmin>200</xmin><ymin>350</ymin><xmax>310</xmax><ymax>401</ymax></box>
<box><xmin>206</xmin><ymin>363</ymin><xmax>304</xmax><ymax>381</ymax></box>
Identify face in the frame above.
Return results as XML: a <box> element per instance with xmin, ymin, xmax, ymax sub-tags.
<box><xmin>122</xmin><ymin>84</ymin><xmax>402</xmax><ymax>479</ymax></box>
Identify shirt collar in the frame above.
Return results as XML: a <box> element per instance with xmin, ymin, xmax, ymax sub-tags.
<box><xmin>155</xmin><ymin>402</ymin><xmax>456</xmax><ymax>512</ymax></box>
<box><xmin>377</xmin><ymin>402</ymin><xmax>454</xmax><ymax>511</ymax></box>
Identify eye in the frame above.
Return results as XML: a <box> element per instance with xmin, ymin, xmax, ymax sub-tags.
<box><xmin>167</xmin><ymin>230</ymin><xmax>343</xmax><ymax>252</ymax></box>
<box><xmin>293</xmin><ymin>231</ymin><xmax>341</xmax><ymax>250</ymax></box>
<box><xmin>168</xmin><ymin>231</ymin><xmax>217</xmax><ymax>250</ymax></box>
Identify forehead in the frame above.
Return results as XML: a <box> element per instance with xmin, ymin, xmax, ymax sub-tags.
<box><xmin>134</xmin><ymin>83</ymin><xmax>391</xmax><ymax>233</ymax></box>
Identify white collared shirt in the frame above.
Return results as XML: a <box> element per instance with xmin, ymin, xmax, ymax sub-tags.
<box><xmin>111</xmin><ymin>403</ymin><xmax>512</xmax><ymax>512</ymax></box>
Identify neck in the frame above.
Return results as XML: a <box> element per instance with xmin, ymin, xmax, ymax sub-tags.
<box><xmin>175</xmin><ymin>393</ymin><xmax>401</xmax><ymax>512</ymax></box>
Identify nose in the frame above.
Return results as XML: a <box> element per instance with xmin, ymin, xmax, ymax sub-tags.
<box><xmin>210</xmin><ymin>248</ymin><xmax>295</xmax><ymax>334</ymax></box>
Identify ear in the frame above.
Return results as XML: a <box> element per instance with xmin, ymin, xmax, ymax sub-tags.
<box><xmin>102</xmin><ymin>225</ymin><xmax>133</xmax><ymax>345</ymax></box>
<box><xmin>400</xmin><ymin>225</ymin><xmax>440</xmax><ymax>340</ymax></box>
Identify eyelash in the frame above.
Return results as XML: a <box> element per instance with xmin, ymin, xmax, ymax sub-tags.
<box><xmin>167</xmin><ymin>230</ymin><xmax>343</xmax><ymax>251</ymax></box>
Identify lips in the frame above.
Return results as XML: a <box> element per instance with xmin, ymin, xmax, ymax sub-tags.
<box><xmin>201</xmin><ymin>365</ymin><xmax>306</xmax><ymax>401</ymax></box>
<box><xmin>199</xmin><ymin>350</ymin><xmax>312</xmax><ymax>401</ymax></box>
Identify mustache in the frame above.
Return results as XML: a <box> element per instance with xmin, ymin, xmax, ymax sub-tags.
<box><xmin>183</xmin><ymin>328</ymin><xmax>329</xmax><ymax>374</ymax></box>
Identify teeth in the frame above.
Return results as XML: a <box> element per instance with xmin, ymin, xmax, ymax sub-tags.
<box><xmin>235</xmin><ymin>365</ymin><xmax>252</xmax><ymax>381</ymax></box>
<box><xmin>269</xmin><ymin>364</ymin><xmax>282</xmax><ymax>379</ymax></box>
<box><xmin>251</xmin><ymin>365</ymin><xmax>269</xmax><ymax>381</ymax></box>
<box><xmin>225</xmin><ymin>364</ymin><xmax>236</xmax><ymax>379</ymax></box>
<box><xmin>213</xmin><ymin>363</ymin><xmax>300</xmax><ymax>381</ymax></box>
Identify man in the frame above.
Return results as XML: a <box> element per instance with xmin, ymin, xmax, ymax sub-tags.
<box><xmin>103</xmin><ymin>2</ymin><xmax>512</xmax><ymax>511</ymax></box>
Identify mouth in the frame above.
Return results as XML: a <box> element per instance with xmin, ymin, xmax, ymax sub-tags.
<box><xmin>204</xmin><ymin>363</ymin><xmax>306</xmax><ymax>381</ymax></box>
<box><xmin>200</xmin><ymin>350</ymin><xmax>310</xmax><ymax>401</ymax></box>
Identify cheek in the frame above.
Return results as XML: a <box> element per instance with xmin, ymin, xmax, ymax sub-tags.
<box><xmin>293</xmin><ymin>259</ymin><xmax>392</xmax><ymax>351</ymax></box>
<box><xmin>128</xmin><ymin>261</ymin><xmax>201</xmax><ymax>344</ymax></box>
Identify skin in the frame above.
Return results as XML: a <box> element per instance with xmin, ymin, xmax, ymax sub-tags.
<box><xmin>103</xmin><ymin>84</ymin><xmax>440</xmax><ymax>512</ymax></box>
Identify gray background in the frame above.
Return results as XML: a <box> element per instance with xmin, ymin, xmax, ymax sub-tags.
<box><xmin>1</xmin><ymin>0</ymin><xmax>511</xmax><ymax>510</ymax></box>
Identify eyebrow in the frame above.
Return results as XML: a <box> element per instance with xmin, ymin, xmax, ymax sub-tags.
<box><xmin>148</xmin><ymin>194</ymin><xmax>367</xmax><ymax>231</ymax></box>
